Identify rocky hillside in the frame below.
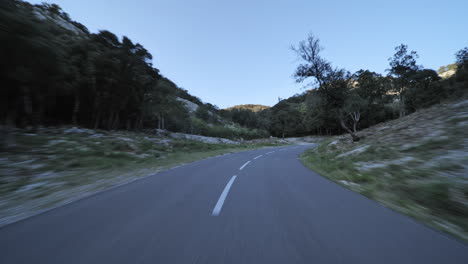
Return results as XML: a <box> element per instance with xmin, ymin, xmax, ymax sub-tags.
<box><xmin>225</xmin><ymin>104</ymin><xmax>270</xmax><ymax>112</ymax></box>
<box><xmin>32</xmin><ymin>4</ymin><xmax>87</xmax><ymax>35</ymax></box>
<box><xmin>2</xmin><ymin>1</ymin><xmax>271</xmax><ymax>140</ymax></box>
<box><xmin>302</xmin><ymin>98</ymin><xmax>468</xmax><ymax>241</ymax></box>
<box><xmin>438</xmin><ymin>63</ymin><xmax>458</xmax><ymax>79</ymax></box>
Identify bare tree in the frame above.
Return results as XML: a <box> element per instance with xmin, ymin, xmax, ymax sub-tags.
<box><xmin>292</xmin><ymin>34</ymin><xmax>361</xmax><ymax>141</ymax></box>
<box><xmin>291</xmin><ymin>34</ymin><xmax>332</xmax><ymax>88</ymax></box>
<box><xmin>343</xmin><ymin>91</ymin><xmax>367</xmax><ymax>133</ymax></box>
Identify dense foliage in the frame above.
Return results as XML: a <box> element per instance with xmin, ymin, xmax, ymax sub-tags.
<box><xmin>225</xmin><ymin>35</ymin><xmax>467</xmax><ymax>139</ymax></box>
<box><xmin>0</xmin><ymin>1</ymin><xmax>269</xmax><ymax>140</ymax></box>
<box><xmin>1</xmin><ymin>1</ymin><xmax>466</xmax><ymax>142</ymax></box>
<box><xmin>225</xmin><ymin>104</ymin><xmax>270</xmax><ymax>112</ymax></box>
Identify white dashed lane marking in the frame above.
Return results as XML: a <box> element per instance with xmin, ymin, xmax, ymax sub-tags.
<box><xmin>212</xmin><ymin>176</ymin><xmax>237</xmax><ymax>216</ymax></box>
<box><xmin>239</xmin><ymin>161</ymin><xmax>251</xmax><ymax>170</ymax></box>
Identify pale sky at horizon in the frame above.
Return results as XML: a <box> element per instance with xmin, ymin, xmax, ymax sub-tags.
<box><xmin>27</xmin><ymin>0</ymin><xmax>468</xmax><ymax>108</ymax></box>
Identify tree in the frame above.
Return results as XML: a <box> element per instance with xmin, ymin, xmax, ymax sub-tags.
<box><xmin>230</xmin><ymin>109</ymin><xmax>256</xmax><ymax>128</ymax></box>
<box><xmin>0</xmin><ymin>1</ymin><xmax>272</xmax><ymax>141</ymax></box>
<box><xmin>321</xmin><ymin>69</ymin><xmax>362</xmax><ymax>141</ymax></box>
<box><xmin>353</xmin><ymin>70</ymin><xmax>387</xmax><ymax>105</ymax></box>
<box><xmin>292</xmin><ymin>34</ymin><xmax>360</xmax><ymax>141</ymax></box>
<box><xmin>456</xmin><ymin>47</ymin><xmax>468</xmax><ymax>66</ymax></box>
<box><xmin>291</xmin><ymin>34</ymin><xmax>332</xmax><ymax>88</ymax></box>
<box><xmin>454</xmin><ymin>47</ymin><xmax>468</xmax><ymax>85</ymax></box>
<box><xmin>352</xmin><ymin>70</ymin><xmax>394</xmax><ymax>126</ymax></box>
<box><xmin>405</xmin><ymin>69</ymin><xmax>441</xmax><ymax>111</ymax></box>
<box><xmin>270</xmin><ymin>104</ymin><xmax>303</xmax><ymax>138</ymax></box>
<box><xmin>195</xmin><ymin>105</ymin><xmax>211</xmax><ymax>122</ymax></box>
<box><xmin>387</xmin><ymin>44</ymin><xmax>421</xmax><ymax>117</ymax></box>
<box><xmin>303</xmin><ymin>91</ymin><xmax>327</xmax><ymax>134</ymax></box>
<box><xmin>343</xmin><ymin>91</ymin><xmax>367</xmax><ymax>133</ymax></box>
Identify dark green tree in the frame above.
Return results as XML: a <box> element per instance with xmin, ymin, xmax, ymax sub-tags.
<box><xmin>387</xmin><ymin>44</ymin><xmax>421</xmax><ymax>117</ymax></box>
<box><xmin>405</xmin><ymin>69</ymin><xmax>441</xmax><ymax>111</ymax></box>
<box><xmin>454</xmin><ymin>47</ymin><xmax>468</xmax><ymax>86</ymax></box>
<box><xmin>292</xmin><ymin>34</ymin><xmax>359</xmax><ymax>141</ymax></box>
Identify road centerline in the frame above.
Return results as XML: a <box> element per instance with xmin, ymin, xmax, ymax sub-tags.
<box><xmin>212</xmin><ymin>175</ymin><xmax>237</xmax><ymax>216</ymax></box>
<box><xmin>266</xmin><ymin>151</ymin><xmax>275</xmax><ymax>155</ymax></box>
<box><xmin>239</xmin><ymin>161</ymin><xmax>251</xmax><ymax>170</ymax></box>
<box><xmin>253</xmin><ymin>155</ymin><xmax>263</xmax><ymax>160</ymax></box>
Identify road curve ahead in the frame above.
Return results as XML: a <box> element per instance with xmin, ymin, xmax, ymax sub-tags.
<box><xmin>1</xmin><ymin>144</ymin><xmax>467</xmax><ymax>264</ymax></box>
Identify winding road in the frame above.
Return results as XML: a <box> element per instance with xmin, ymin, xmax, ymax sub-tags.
<box><xmin>1</xmin><ymin>144</ymin><xmax>467</xmax><ymax>263</ymax></box>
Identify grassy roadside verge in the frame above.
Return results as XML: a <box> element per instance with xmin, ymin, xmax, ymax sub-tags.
<box><xmin>301</xmin><ymin>142</ymin><xmax>468</xmax><ymax>242</ymax></box>
<box><xmin>300</xmin><ymin>100</ymin><xmax>468</xmax><ymax>242</ymax></box>
<box><xmin>0</xmin><ymin>128</ymin><xmax>286</xmax><ymax>226</ymax></box>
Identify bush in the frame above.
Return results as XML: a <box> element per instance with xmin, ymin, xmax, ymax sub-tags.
<box><xmin>189</xmin><ymin>118</ymin><xmax>269</xmax><ymax>140</ymax></box>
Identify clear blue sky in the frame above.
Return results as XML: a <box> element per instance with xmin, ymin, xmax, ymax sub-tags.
<box><xmin>28</xmin><ymin>0</ymin><xmax>468</xmax><ymax>108</ymax></box>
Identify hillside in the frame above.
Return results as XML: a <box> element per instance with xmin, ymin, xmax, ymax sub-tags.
<box><xmin>302</xmin><ymin>98</ymin><xmax>468</xmax><ymax>241</ymax></box>
<box><xmin>438</xmin><ymin>64</ymin><xmax>458</xmax><ymax>79</ymax></box>
<box><xmin>2</xmin><ymin>0</ymin><xmax>467</xmax><ymax>237</ymax></box>
<box><xmin>1</xmin><ymin>0</ymin><xmax>276</xmax><ymax>226</ymax></box>
<box><xmin>0</xmin><ymin>1</ymin><xmax>269</xmax><ymax>141</ymax></box>
<box><xmin>225</xmin><ymin>104</ymin><xmax>270</xmax><ymax>112</ymax></box>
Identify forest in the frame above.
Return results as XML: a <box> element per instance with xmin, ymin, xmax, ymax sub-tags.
<box><xmin>1</xmin><ymin>0</ymin><xmax>467</xmax><ymax>143</ymax></box>
<box><xmin>0</xmin><ymin>1</ymin><xmax>269</xmax><ymax>141</ymax></box>
<box><xmin>229</xmin><ymin>38</ymin><xmax>467</xmax><ymax>139</ymax></box>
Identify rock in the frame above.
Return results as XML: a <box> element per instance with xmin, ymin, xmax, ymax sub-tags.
<box><xmin>176</xmin><ymin>97</ymin><xmax>199</xmax><ymax>113</ymax></box>
<box><xmin>339</xmin><ymin>180</ymin><xmax>360</xmax><ymax>187</ymax></box>
<box><xmin>48</xmin><ymin>139</ymin><xmax>68</xmax><ymax>146</ymax></box>
<box><xmin>64</xmin><ymin>127</ymin><xmax>91</xmax><ymax>134</ymax></box>
<box><xmin>117</xmin><ymin>137</ymin><xmax>135</xmax><ymax>142</ymax></box>
<box><xmin>449</xmin><ymin>99</ymin><xmax>468</xmax><ymax>109</ymax></box>
<box><xmin>169</xmin><ymin>132</ymin><xmax>239</xmax><ymax>144</ymax></box>
<box><xmin>337</xmin><ymin>145</ymin><xmax>369</xmax><ymax>158</ymax></box>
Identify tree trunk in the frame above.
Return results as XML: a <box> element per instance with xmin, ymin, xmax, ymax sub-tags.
<box><xmin>340</xmin><ymin>117</ymin><xmax>360</xmax><ymax>142</ymax></box>
<box><xmin>2</xmin><ymin>109</ymin><xmax>16</xmax><ymax>147</ymax></box>
<box><xmin>399</xmin><ymin>94</ymin><xmax>406</xmax><ymax>117</ymax></box>
<box><xmin>92</xmin><ymin>94</ymin><xmax>101</xmax><ymax>129</ymax></box>
<box><xmin>112</xmin><ymin>112</ymin><xmax>120</xmax><ymax>130</ymax></box>
<box><xmin>107</xmin><ymin>111</ymin><xmax>115</xmax><ymax>130</ymax></box>
<box><xmin>33</xmin><ymin>94</ymin><xmax>45</xmax><ymax>129</ymax></box>
<box><xmin>135</xmin><ymin>118</ymin><xmax>140</xmax><ymax>130</ymax></box>
<box><xmin>72</xmin><ymin>91</ymin><xmax>80</xmax><ymax>125</ymax></box>
<box><xmin>157</xmin><ymin>113</ymin><xmax>161</xmax><ymax>129</ymax></box>
<box><xmin>126</xmin><ymin>119</ymin><xmax>131</xmax><ymax>130</ymax></box>
<box><xmin>138</xmin><ymin>116</ymin><xmax>143</xmax><ymax>130</ymax></box>
<box><xmin>93</xmin><ymin>110</ymin><xmax>101</xmax><ymax>129</ymax></box>
<box><xmin>21</xmin><ymin>86</ymin><xmax>33</xmax><ymax>127</ymax></box>
<box><xmin>349</xmin><ymin>111</ymin><xmax>360</xmax><ymax>133</ymax></box>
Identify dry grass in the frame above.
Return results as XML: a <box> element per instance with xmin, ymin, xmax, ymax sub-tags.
<box><xmin>301</xmin><ymin>98</ymin><xmax>468</xmax><ymax>242</ymax></box>
<box><xmin>0</xmin><ymin>127</ymin><xmax>285</xmax><ymax>226</ymax></box>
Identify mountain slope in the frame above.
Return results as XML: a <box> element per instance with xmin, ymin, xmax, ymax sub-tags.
<box><xmin>225</xmin><ymin>104</ymin><xmax>270</xmax><ymax>112</ymax></box>
<box><xmin>0</xmin><ymin>1</ymin><xmax>270</xmax><ymax>140</ymax></box>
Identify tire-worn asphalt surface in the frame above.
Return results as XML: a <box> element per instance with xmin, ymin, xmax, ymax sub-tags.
<box><xmin>1</xmin><ymin>144</ymin><xmax>467</xmax><ymax>263</ymax></box>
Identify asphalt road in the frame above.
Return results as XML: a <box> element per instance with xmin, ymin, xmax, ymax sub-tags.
<box><xmin>1</xmin><ymin>144</ymin><xmax>467</xmax><ymax>264</ymax></box>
